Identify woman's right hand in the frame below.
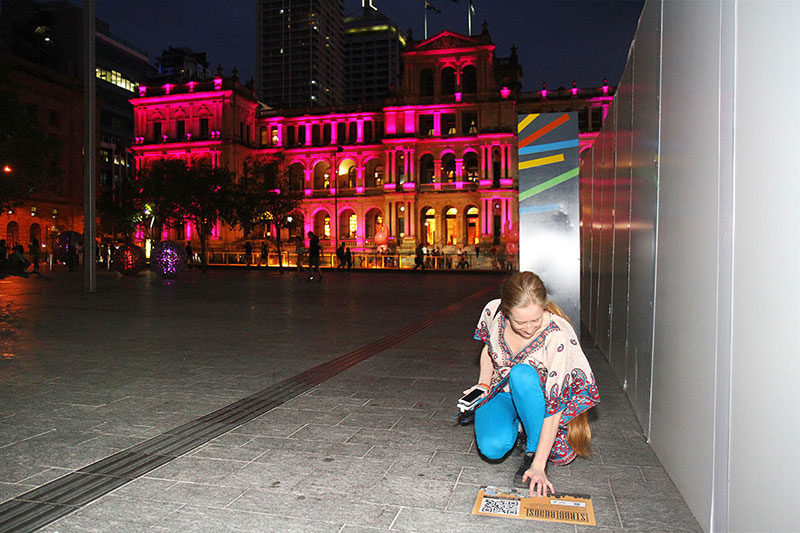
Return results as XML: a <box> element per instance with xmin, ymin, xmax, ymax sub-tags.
<box><xmin>462</xmin><ymin>383</ymin><xmax>489</xmax><ymax>397</ymax></box>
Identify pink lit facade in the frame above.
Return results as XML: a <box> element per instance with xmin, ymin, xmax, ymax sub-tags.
<box><xmin>130</xmin><ymin>30</ymin><xmax>612</xmax><ymax>254</ymax></box>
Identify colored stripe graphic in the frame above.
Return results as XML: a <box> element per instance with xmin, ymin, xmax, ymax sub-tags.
<box><xmin>519</xmin><ymin>139</ymin><xmax>579</xmax><ymax>155</ymax></box>
<box><xmin>519</xmin><ymin>167</ymin><xmax>579</xmax><ymax>202</ymax></box>
<box><xmin>518</xmin><ymin>113</ymin><xmax>570</xmax><ymax>149</ymax></box>
<box><xmin>517</xmin><ymin>113</ymin><xmax>539</xmax><ymax>133</ymax></box>
<box><xmin>519</xmin><ymin>203</ymin><xmax>560</xmax><ymax>215</ymax></box>
<box><xmin>519</xmin><ymin>154</ymin><xmax>565</xmax><ymax>170</ymax></box>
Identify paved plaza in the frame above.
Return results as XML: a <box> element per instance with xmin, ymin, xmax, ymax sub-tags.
<box><xmin>0</xmin><ymin>269</ymin><xmax>701</xmax><ymax>532</ymax></box>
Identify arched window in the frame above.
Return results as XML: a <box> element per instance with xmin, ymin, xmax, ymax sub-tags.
<box><xmin>420</xmin><ymin>154</ymin><xmax>435</xmax><ymax>184</ymax></box>
<box><xmin>422</xmin><ymin>207</ymin><xmax>436</xmax><ymax>246</ymax></box>
<box><xmin>462</xmin><ymin>65</ymin><xmax>477</xmax><ymax>94</ymax></box>
<box><xmin>441</xmin><ymin>67</ymin><xmax>456</xmax><ymax>96</ymax></box>
<box><xmin>441</xmin><ymin>153</ymin><xmax>456</xmax><ymax>182</ymax></box>
<box><xmin>466</xmin><ymin>206</ymin><xmax>479</xmax><ymax>244</ymax></box>
<box><xmin>396</xmin><ymin>151</ymin><xmax>406</xmax><ymax>183</ymax></box>
<box><xmin>365</xmin><ymin>209</ymin><xmax>384</xmax><ymax>238</ymax></box>
<box><xmin>364</xmin><ymin>159</ymin><xmax>383</xmax><ymax>188</ymax></box>
<box><xmin>287</xmin><ymin>213</ymin><xmax>304</xmax><ymax>239</ymax></box>
<box><xmin>314</xmin><ymin>210</ymin><xmax>330</xmax><ymax>238</ymax></box>
<box><xmin>6</xmin><ymin>221</ymin><xmax>19</xmax><ymax>247</ymax></box>
<box><xmin>313</xmin><ymin>161</ymin><xmax>330</xmax><ymax>190</ymax></box>
<box><xmin>338</xmin><ymin>209</ymin><xmax>357</xmax><ymax>239</ymax></box>
<box><xmin>420</xmin><ymin>69</ymin><xmax>434</xmax><ymax>97</ymax></box>
<box><xmin>445</xmin><ymin>207</ymin><xmax>457</xmax><ymax>245</ymax></box>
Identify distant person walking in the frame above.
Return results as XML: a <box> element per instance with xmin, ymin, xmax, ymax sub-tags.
<box><xmin>307</xmin><ymin>231</ymin><xmax>322</xmax><ymax>282</ymax></box>
<box><xmin>344</xmin><ymin>247</ymin><xmax>352</xmax><ymax>270</ymax></box>
<box><xmin>295</xmin><ymin>236</ymin><xmax>307</xmax><ymax>274</ymax></box>
<box><xmin>29</xmin><ymin>238</ymin><xmax>41</xmax><ymax>273</ymax></box>
<box><xmin>336</xmin><ymin>242</ymin><xmax>346</xmax><ymax>270</ymax></box>
<box><xmin>413</xmin><ymin>242</ymin><xmax>425</xmax><ymax>271</ymax></box>
<box><xmin>185</xmin><ymin>242</ymin><xmax>193</xmax><ymax>269</ymax></box>
<box><xmin>260</xmin><ymin>242</ymin><xmax>268</xmax><ymax>267</ymax></box>
<box><xmin>244</xmin><ymin>241</ymin><xmax>253</xmax><ymax>267</ymax></box>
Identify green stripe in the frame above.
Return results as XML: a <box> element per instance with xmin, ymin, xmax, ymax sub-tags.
<box><xmin>518</xmin><ymin>167</ymin><xmax>579</xmax><ymax>202</ymax></box>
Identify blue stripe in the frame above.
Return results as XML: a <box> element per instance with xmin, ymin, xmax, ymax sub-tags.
<box><xmin>519</xmin><ymin>139</ymin><xmax>579</xmax><ymax>155</ymax></box>
<box><xmin>519</xmin><ymin>203</ymin><xmax>560</xmax><ymax>215</ymax></box>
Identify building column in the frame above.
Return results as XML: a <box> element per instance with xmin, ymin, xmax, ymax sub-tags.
<box><xmin>433</xmin><ymin>111</ymin><xmax>441</xmax><ymax>136</ymax></box>
<box><xmin>331</xmin><ymin>121</ymin><xmax>338</xmax><ymax>145</ymax></box>
<box><xmin>407</xmin><ymin>150</ymin><xmax>415</xmax><ymax>182</ymax></box>
<box><xmin>455</xmin><ymin>158</ymin><xmax>463</xmax><ymax>180</ymax></box>
<box><xmin>357</xmin><ymin>119</ymin><xmax>364</xmax><ymax>144</ymax></box>
<box><xmin>433</xmin><ymin>160</ymin><xmax>441</xmax><ymax>182</ymax></box>
<box><xmin>304</xmin><ymin>123</ymin><xmax>312</xmax><ymax>146</ymax></box>
<box><xmin>500</xmin><ymin>199</ymin><xmax>507</xmax><ymax>234</ymax></box>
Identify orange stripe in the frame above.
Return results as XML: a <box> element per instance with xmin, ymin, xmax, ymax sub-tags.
<box><xmin>518</xmin><ymin>113</ymin><xmax>570</xmax><ymax>149</ymax></box>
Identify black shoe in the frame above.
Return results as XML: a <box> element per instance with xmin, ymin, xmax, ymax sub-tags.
<box><xmin>514</xmin><ymin>452</ymin><xmax>535</xmax><ymax>488</ymax></box>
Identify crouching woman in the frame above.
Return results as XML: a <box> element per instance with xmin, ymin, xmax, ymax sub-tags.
<box><xmin>466</xmin><ymin>271</ymin><xmax>599</xmax><ymax>497</ymax></box>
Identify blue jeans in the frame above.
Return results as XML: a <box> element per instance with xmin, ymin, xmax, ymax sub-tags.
<box><xmin>474</xmin><ymin>364</ymin><xmax>546</xmax><ymax>459</ymax></box>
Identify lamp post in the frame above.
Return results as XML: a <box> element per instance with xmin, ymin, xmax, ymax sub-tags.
<box><xmin>333</xmin><ymin>146</ymin><xmax>343</xmax><ymax>253</ymax></box>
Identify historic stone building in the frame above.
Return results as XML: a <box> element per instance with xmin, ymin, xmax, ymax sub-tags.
<box><xmin>131</xmin><ymin>28</ymin><xmax>612</xmax><ymax>256</ymax></box>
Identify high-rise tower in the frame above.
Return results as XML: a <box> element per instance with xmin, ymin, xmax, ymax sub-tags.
<box><xmin>343</xmin><ymin>5</ymin><xmax>405</xmax><ymax>105</ymax></box>
<box><xmin>256</xmin><ymin>0</ymin><xmax>344</xmax><ymax>109</ymax></box>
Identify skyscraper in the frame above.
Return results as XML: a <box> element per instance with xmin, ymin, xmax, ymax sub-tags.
<box><xmin>343</xmin><ymin>5</ymin><xmax>405</xmax><ymax>105</ymax></box>
<box><xmin>256</xmin><ymin>0</ymin><xmax>344</xmax><ymax>109</ymax></box>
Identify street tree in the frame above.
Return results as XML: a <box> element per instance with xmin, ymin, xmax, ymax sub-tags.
<box><xmin>232</xmin><ymin>156</ymin><xmax>301</xmax><ymax>273</ymax></box>
<box><xmin>182</xmin><ymin>163</ymin><xmax>236</xmax><ymax>273</ymax></box>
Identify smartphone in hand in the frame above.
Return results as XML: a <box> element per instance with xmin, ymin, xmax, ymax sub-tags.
<box><xmin>457</xmin><ymin>387</ymin><xmax>484</xmax><ymax>412</ymax></box>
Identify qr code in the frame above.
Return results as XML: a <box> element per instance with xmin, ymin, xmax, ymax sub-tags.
<box><xmin>479</xmin><ymin>497</ymin><xmax>521</xmax><ymax>516</ymax></box>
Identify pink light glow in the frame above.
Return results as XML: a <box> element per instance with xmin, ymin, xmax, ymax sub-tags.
<box><xmin>541</xmin><ymin>89</ymin><xmax>547</xmax><ymax>98</ymax></box>
<box><xmin>402</xmin><ymin>182</ymin><xmax>416</xmax><ymax>191</ymax></box>
<box><xmin>138</xmin><ymin>86</ymin><xmax>146</xmax><ymax>97</ymax></box>
<box><xmin>187</xmin><ymin>81</ymin><xmax>197</xmax><ymax>92</ymax></box>
<box><xmin>356</xmin><ymin>186</ymin><xmax>365</xmax><ymax>194</ymax></box>
<box><xmin>163</xmin><ymin>84</ymin><xmax>174</xmax><ymax>95</ymax></box>
<box><xmin>185</xmin><ymin>220</ymin><xmax>193</xmax><ymax>239</ymax></box>
<box><xmin>455</xmin><ymin>181</ymin><xmax>464</xmax><ymax>190</ymax></box>
<box><xmin>330</xmin><ymin>188</ymin><xmax>337</xmax><ymax>195</ymax></box>
<box><xmin>129</xmin><ymin>90</ymin><xmax>233</xmax><ymax>105</ymax></box>
<box><xmin>571</xmin><ymin>87</ymin><xmax>578</xmax><ymax>96</ymax></box>
<box><xmin>500</xmin><ymin>178</ymin><xmax>514</xmax><ymax>187</ymax></box>
<box><xmin>479</xmin><ymin>179</ymin><xmax>492</xmax><ymax>187</ymax></box>
<box><xmin>455</xmin><ymin>92</ymin><xmax>462</xmax><ymax>102</ymax></box>
<box><xmin>271</xmin><ymin>189</ymin><xmax>281</xmax><ymax>194</ymax></box>
<box><xmin>214</xmin><ymin>77</ymin><xmax>223</xmax><ymax>90</ymax></box>
<box><xmin>383</xmin><ymin>183</ymin><xmax>397</xmax><ymax>191</ymax></box>
<box><xmin>132</xmin><ymin>141</ymin><xmax>219</xmax><ymax>151</ymax></box>
<box><xmin>602</xmin><ymin>79</ymin><xmax>609</xmax><ymax>94</ymax></box>
<box><xmin>304</xmin><ymin>188</ymin><xmax>312</xmax><ymax>196</ymax></box>
<box><xmin>500</xmin><ymin>87</ymin><xmax>511</xmax><ymax>99</ymax></box>
<box><xmin>433</xmin><ymin>183</ymin><xmax>442</xmax><ymax>190</ymax></box>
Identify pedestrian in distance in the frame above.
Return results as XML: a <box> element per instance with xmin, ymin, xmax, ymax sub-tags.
<box><xmin>413</xmin><ymin>242</ymin><xmax>425</xmax><ymax>271</ymax></box>
<box><xmin>28</xmin><ymin>238</ymin><xmax>41</xmax><ymax>273</ymax></box>
<box><xmin>244</xmin><ymin>241</ymin><xmax>253</xmax><ymax>267</ymax></box>
<box><xmin>461</xmin><ymin>271</ymin><xmax>599</xmax><ymax>497</ymax></box>
<box><xmin>261</xmin><ymin>241</ymin><xmax>268</xmax><ymax>267</ymax></box>
<box><xmin>294</xmin><ymin>236</ymin><xmax>307</xmax><ymax>274</ymax></box>
<box><xmin>344</xmin><ymin>247</ymin><xmax>352</xmax><ymax>270</ymax></box>
<box><xmin>185</xmin><ymin>242</ymin><xmax>193</xmax><ymax>269</ymax></box>
<box><xmin>306</xmin><ymin>231</ymin><xmax>322</xmax><ymax>282</ymax></box>
<box><xmin>336</xmin><ymin>242</ymin><xmax>346</xmax><ymax>270</ymax></box>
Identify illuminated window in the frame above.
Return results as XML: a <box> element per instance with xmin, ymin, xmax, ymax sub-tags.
<box><xmin>324</xmin><ymin>216</ymin><xmax>331</xmax><ymax>237</ymax></box>
<box><xmin>95</xmin><ymin>67</ymin><xmax>137</xmax><ymax>93</ymax></box>
<box><xmin>348</xmin><ymin>214</ymin><xmax>357</xmax><ymax>237</ymax></box>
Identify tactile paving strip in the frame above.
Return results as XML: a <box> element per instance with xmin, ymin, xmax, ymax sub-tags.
<box><xmin>0</xmin><ymin>284</ymin><xmax>494</xmax><ymax>532</ymax></box>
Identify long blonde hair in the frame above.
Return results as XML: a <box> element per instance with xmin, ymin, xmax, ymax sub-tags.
<box><xmin>501</xmin><ymin>271</ymin><xmax>593</xmax><ymax>457</ymax></box>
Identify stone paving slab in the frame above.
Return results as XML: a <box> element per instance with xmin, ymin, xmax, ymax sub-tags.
<box><xmin>0</xmin><ymin>270</ymin><xmax>701</xmax><ymax>532</ymax></box>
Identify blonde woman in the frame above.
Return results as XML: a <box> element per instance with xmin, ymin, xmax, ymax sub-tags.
<box><xmin>466</xmin><ymin>271</ymin><xmax>599</xmax><ymax>497</ymax></box>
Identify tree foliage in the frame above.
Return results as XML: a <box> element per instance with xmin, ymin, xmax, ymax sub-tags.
<box><xmin>0</xmin><ymin>74</ymin><xmax>62</xmax><ymax>211</ymax></box>
<box><xmin>232</xmin><ymin>155</ymin><xmax>301</xmax><ymax>273</ymax></box>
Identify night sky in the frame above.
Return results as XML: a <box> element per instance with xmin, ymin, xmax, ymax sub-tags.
<box><xmin>86</xmin><ymin>0</ymin><xmax>644</xmax><ymax>91</ymax></box>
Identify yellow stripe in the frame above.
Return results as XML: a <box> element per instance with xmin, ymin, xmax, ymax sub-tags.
<box><xmin>517</xmin><ymin>114</ymin><xmax>539</xmax><ymax>133</ymax></box>
<box><xmin>518</xmin><ymin>153</ymin><xmax>565</xmax><ymax>170</ymax></box>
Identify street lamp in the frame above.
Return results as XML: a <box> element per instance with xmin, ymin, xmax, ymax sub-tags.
<box><xmin>333</xmin><ymin>146</ymin><xmax>343</xmax><ymax>252</ymax></box>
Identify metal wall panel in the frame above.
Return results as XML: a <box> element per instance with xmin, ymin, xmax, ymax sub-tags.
<box><xmin>595</xmin><ymin>111</ymin><xmax>616</xmax><ymax>356</ymax></box>
<box><xmin>609</xmin><ymin>63</ymin><xmax>634</xmax><ymax>383</ymax></box>
<box><xmin>623</xmin><ymin>1</ymin><xmax>661</xmax><ymax>434</ymax></box>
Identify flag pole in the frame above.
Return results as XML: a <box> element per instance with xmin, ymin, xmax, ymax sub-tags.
<box><xmin>424</xmin><ymin>1</ymin><xmax>428</xmax><ymax>39</ymax></box>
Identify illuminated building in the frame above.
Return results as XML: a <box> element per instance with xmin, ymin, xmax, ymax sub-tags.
<box><xmin>256</xmin><ymin>0</ymin><xmax>344</xmax><ymax>109</ymax></box>
<box><xmin>131</xmin><ymin>27</ymin><xmax>613</xmax><ymax>256</ymax></box>
<box><xmin>344</xmin><ymin>5</ymin><xmax>405</xmax><ymax>104</ymax></box>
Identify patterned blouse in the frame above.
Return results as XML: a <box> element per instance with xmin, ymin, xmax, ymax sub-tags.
<box><xmin>474</xmin><ymin>299</ymin><xmax>600</xmax><ymax>465</ymax></box>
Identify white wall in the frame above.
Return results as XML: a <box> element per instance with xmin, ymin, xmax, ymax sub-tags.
<box><xmin>728</xmin><ymin>2</ymin><xmax>800</xmax><ymax>530</ymax></box>
<box><xmin>580</xmin><ymin>1</ymin><xmax>800</xmax><ymax>530</ymax></box>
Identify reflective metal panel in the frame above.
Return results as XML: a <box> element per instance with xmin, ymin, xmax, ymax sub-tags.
<box><xmin>625</xmin><ymin>1</ymin><xmax>662</xmax><ymax>434</ymax></box>
<box><xmin>595</xmin><ymin>110</ymin><xmax>617</xmax><ymax>356</ymax></box>
<box><xmin>610</xmin><ymin>64</ymin><xmax>634</xmax><ymax>383</ymax></box>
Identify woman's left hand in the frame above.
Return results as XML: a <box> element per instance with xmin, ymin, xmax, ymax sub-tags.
<box><xmin>523</xmin><ymin>466</ymin><xmax>554</xmax><ymax>498</ymax></box>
